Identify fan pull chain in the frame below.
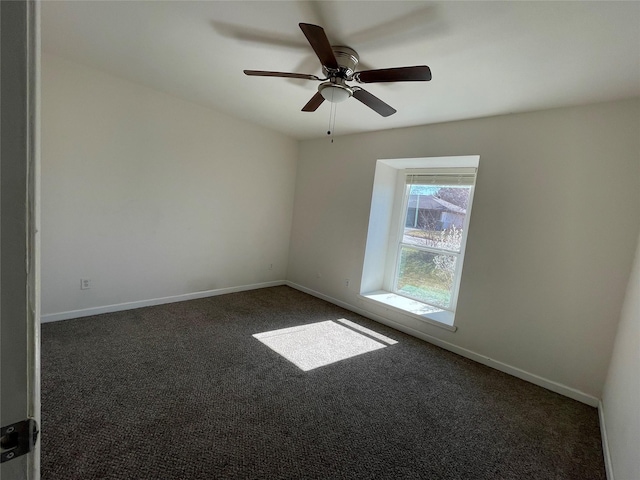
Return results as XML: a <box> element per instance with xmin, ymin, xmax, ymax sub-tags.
<box><xmin>327</xmin><ymin>90</ymin><xmax>334</xmax><ymax>142</ymax></box>
<box><xmin>326</xmin><ymin>89</ymin><xmax>337</xmax><ymax>144</ymax></box>
<box><xmin>330</xmin><ymin>104</ymin><xmax>337</xmax><ymax>143</ymax></box>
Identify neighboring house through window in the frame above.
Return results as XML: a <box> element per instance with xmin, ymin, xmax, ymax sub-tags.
<box><xmin>360</xmin><ymin>156</ymin><xmax>479</xmax><ymax>331</ymax></box>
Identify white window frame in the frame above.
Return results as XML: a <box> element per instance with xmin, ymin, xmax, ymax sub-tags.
<box><xmin>359</xmin><ymin>156</ymin><xmax>479</xmax><ymax>331</ymax></box>
<box><xmin>384</xmin><ymin>168</ymin><xmax>476</xmax><ymax>312</ymax></box>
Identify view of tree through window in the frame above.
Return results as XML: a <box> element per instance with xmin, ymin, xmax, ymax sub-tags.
<box><xmin>395</xmin><ymin>182</ymin><xmax>472</xmax><ymax>309</ymax></box>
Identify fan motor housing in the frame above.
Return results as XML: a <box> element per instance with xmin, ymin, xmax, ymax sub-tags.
<box><xmin>324</xmin><ymin>46</ymin><xmax>359</xmax><ymax>78</ymax></box>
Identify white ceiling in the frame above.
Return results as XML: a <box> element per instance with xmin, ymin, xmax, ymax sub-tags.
<box><xmin>42</xmin><ymin>1</ymin><xmax>640</xmax><ymax>140</ymax></box>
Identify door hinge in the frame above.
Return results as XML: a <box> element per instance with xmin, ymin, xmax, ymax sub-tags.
<box><xmin>1</xmin><ymin>419</ymin><xmax>39</xmax><ymax>463</ymax></box>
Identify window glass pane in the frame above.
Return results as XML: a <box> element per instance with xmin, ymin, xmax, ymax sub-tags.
<box><xmin>396</xmin><ymin>246</ymin><xmax>457</xmax><ymax>309</ymax></box>
<box><xmin>403</xmin><ymin>184</ymin><xmax>471</xmax><ymax>252</ymax></box>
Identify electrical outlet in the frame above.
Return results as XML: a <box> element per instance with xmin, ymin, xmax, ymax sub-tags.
<box><xmin>80</xmin><ymin>278</ymin><xmax>92</xmax><ymax>290</ymax></box>
<box><xmin>345</xmin><ymin>279</ymin><xmax>350</xmax><ymax>288</ymax></box>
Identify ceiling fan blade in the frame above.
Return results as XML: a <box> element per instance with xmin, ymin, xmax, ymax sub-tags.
<box><xmin>352</xmin><ymin>88</ymin><xmax>396</xmax><ymax>117</ymax></box>
<box><xmin>356</xmin><ymin>66</ymin><xmax>432</xmax><ymax>83</ymax></box>
<box><xmin>302</xmin><ymin>92</ymin><xmax>325</xmax><ymax>112</ymax></box>
<box><xmin>299</xmin><ymin>23</ymin><xmax>339</xmax><ymax>70</ymax></box>
<box><xmin>244</xmin><ymin>70</ymin><xmax>320</xmax><ymax>81</ymax></box>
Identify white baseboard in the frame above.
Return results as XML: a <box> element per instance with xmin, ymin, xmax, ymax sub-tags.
<box><xmin>40</xmin><ymin>280</ymin><xmax>286</xmax><ymax>323</ymax></box>
<box><xmin>598</xmin><ymin>400</ymin><xmax>614</xmax><ymax>480</ymax></box>
<box><xmin>285</xmin><ymin>281</ymin><xmax>600</xmax><ymax>407</ymax></box>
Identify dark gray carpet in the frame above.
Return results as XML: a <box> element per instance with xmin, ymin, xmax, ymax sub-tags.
<box><xmin>41</xmin><ymin>286</ymin><xmax>605</xmax><ymax>479</ymax></box>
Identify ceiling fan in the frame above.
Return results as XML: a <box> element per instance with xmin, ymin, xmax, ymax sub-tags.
<box><xmin>244</xmin><ymin>23</ymin><xmax>432</xmax><ymax>117</ymax></box>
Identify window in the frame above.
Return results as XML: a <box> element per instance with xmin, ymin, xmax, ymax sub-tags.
<box><xmin>360</xmin><ymin>156</ymin><xmax>478</xmax><ymax>330</ymax></box>
<box><xmin>390</xmin><ymin>170</ymin><xmax>475</xmax><ymax>311</ymax></box>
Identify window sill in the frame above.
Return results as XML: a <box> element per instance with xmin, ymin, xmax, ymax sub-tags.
<box><xmin>358</xmin><ymin>291</ymin><xmax>457</xmax><ymax>332</ymax></box>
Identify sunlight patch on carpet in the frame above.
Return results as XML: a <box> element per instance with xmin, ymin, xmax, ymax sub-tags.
<box><xmin>253</xmin><ymin>320</ymin><xmax>392</xmax><ymax>371</ymax></box>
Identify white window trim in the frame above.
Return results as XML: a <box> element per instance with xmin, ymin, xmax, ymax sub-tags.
<box><xmin>360</xmin><ymin>156</ymin><xmax>479</xmax><ymax>330</ymax></box>
<box><xmin>358</xmin><ymin>290</ymin><xmax>457</xmax><ymax>331</ymax></box>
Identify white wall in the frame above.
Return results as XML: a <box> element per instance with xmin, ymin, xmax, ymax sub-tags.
<box><xmin>288</xmin><ymin>98</ymin><xmax>640</xmax><ymax>401</ymax></box>
<box><xmin>41</xmin><ymin>54</ymin><xmax>298</xmax><ymax>317</ymax></box>
<box><xmin>601</xmin><ymin>230</ymin><xmax>640</xmax><ymax>480</ymax></box>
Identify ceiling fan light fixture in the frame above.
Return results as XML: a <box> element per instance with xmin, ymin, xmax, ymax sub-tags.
<box><xmin>319</xmin><ymin>83</ymin><xmax>352</xmax><ymax>103</ymax></box>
